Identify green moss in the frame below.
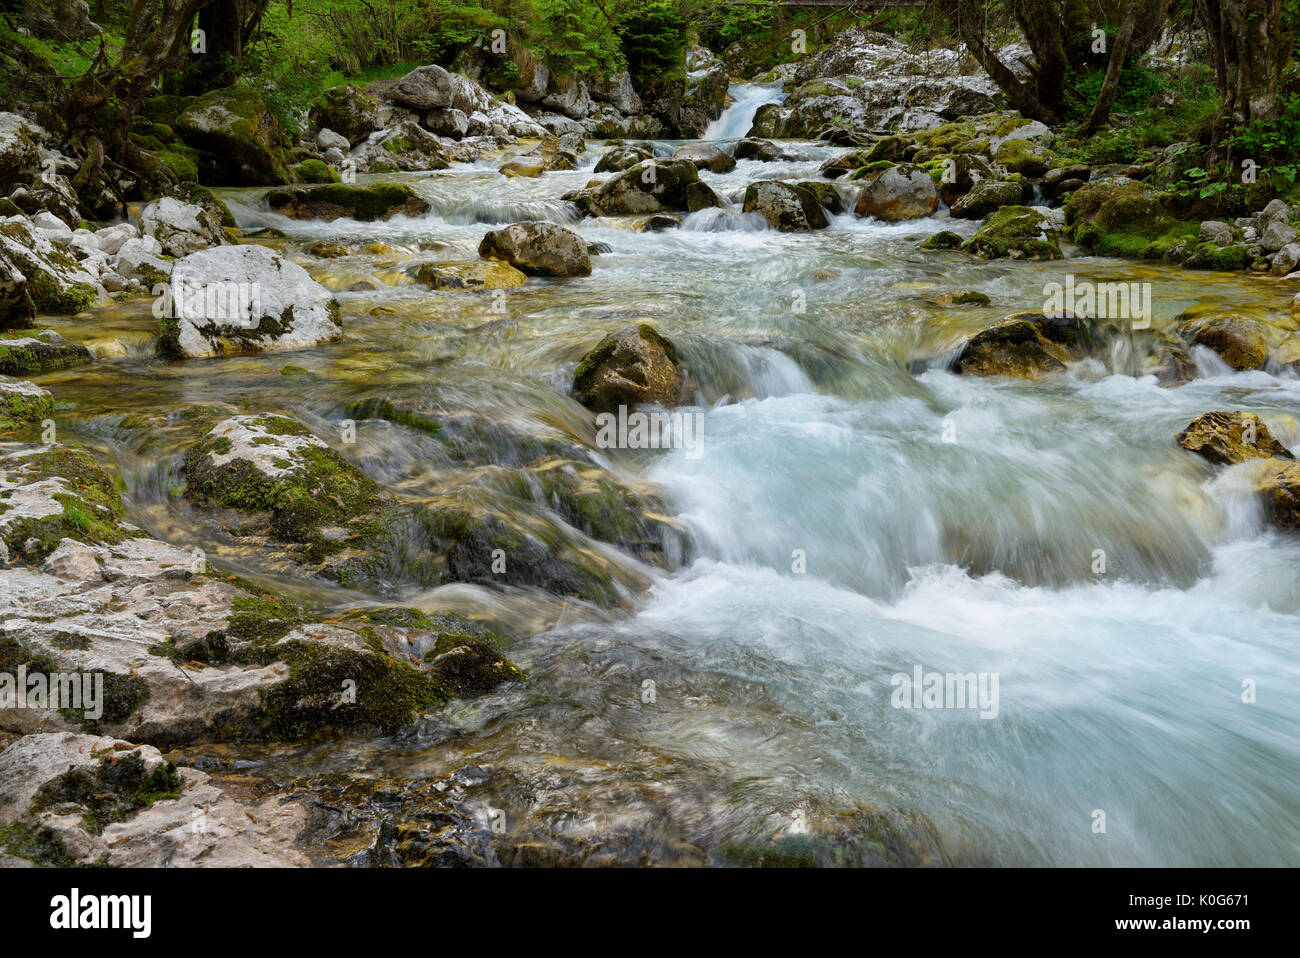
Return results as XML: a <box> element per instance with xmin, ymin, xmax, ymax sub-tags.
<box><xmin>0</xmin><ymin>823</ymin><xmax>76</xmax><ymax>867</ymax></box>
<box><xmin>0</xmin><ymin>448</ymin><xmax>125</xmax><ymax>559</ymax></box>
<box><xmin>264</xmin><ymin>182</ymin><xmax>426</xmax><ymax>221</ymax></box>
<box><xmin>32</xmin><ymin>751</ymin><xmax>182</xmax><ymax>835</ymax></box>
<box><xmin>952</xmin><ymin>290</ymin><xmax>991</xmax><ymax>306</ymax></box>
<box><xmin>291</xmin><ymin>159</ymin><xmax>342</xmax><ymax>184</ymax></box>
<box><xmin>1183</xmin><ymin>242</ymin><xmax>1250</xmax><ymax>271</ymax></box>
<box><xmin>920</xmin><ymin>230</ymin><xmax>962</xmax><ymax>250</ymax></box>
<box><xmin>260</xmin><ymin>640</ymin><xmax>449</xmax><ymax>739</ymax></box>
<box><xmin>0</xmin><ymin>389</ymin><xmax>53</xmax><ymax>434</ymax></box>
<box><xmin>960</xmin><ymin>206</ymin><xmax>1062</xmax><ymax>260</ymax></box>
<box><xmin>226</xmin><ymin>592</ymin><xmax>314</xmax><ymax>645</ymax></box>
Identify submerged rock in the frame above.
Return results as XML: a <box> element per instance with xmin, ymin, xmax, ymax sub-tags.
<box><xmin>265</xmin><ymin>183</ymin><xmax>429</xmax><ymax>221</ymax></box>
<box><xmin>1176</xmin><ymin>412</ymin><xmax>1294</xmax><ymax>465</ymax></box>
<box><xmin>415</xmin><ymin>260</ymin><xmax>528</xmax><ymax>290</ymax></box>
<box><xmin>951</xmin><ymin>314</ymin><xmax>1072</xmax><ymax>378</ymax></box>
<box><xmin>478</xmin><ymin>221</ymin><xmax>591</xmax><ymax>277</ymax></box>
<box><xmin>158</xmin><ymin>245</ymin><xmax>342</xmax><ymax>359</ymax></box>
<box><xmin>1240</xmin><ymin>459</ymin><xmax>1300</xmax><ymax>530</ymax></box>
<box><xmin>572</xmin><ymin>323</ymin><xmax>685</xmax><ymax>412</ymax></box>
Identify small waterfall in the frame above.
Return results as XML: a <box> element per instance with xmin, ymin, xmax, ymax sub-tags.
<box><xmin>703</xmin><ymin>84</ymin><xmax>786</xmax><ymax>141</ymax></box>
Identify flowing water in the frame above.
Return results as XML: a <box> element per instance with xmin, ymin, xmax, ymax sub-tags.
<box><xmin>36</xmin><ymin>86</ymin><xmax>1300</xmax><ymax>865</ymax></box>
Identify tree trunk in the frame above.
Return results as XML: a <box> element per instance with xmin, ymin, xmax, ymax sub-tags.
<box><xmin>1082</xmin><ymin>1</ymin><xmax>1137</xmax><ymax>133</ymax></box>
<box><xmin>935</xmin><ymin>0</ymin><xmax>1062</xmax><ymax>124</ymax></box>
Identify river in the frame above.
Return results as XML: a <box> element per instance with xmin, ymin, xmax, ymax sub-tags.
<box><xmin>35</xmin><ymin>86</ymin><xmax>1300</xmax><ymax>866</ymax></box>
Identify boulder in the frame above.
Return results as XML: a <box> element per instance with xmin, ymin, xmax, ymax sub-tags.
<box><xmin>949</xmin><ymin>176</ymin><xmax>1028</xmax><ymax>218</ymax></box>
<box><xmin>588</xmin><ymin>71</ymin><xmax>643</xmax><ymax>115</ymax></box>
<box><xmin>1175</xmin><ymin>311</ymin><xmax>1270</xmax><ymax>370</ymax></box>
<box><xmin>1238</xmin><ymin>459</ymin><xmax>1300</xmax><ymax>530</ymax></box>
<box><xmin>583</xmin><ymin>158</ymin><xmax>701</xmax><ymax>215</ymax></box>
<box><xmin>734</xmin><ymin>138</ymin><xmax>791</xmax><ymax>162</ymax></box>
<box><xmin>540</xmin><ymin>78</ymin><xmax>594</xmax><ymax>119</ymax></box>
<box><xmin>678</xmin><ymin>64</ymin><xmax>729</xmax><ymax>137</ymax></box>
<box><xmin>951</xmin><ymin>313</ymin><xmax>1080</xmax><ymax>378</ymax></box>
<box><xmin>854</xmin><ymin>164</ymin><xmax>938</xmax><ymax>221</ymax></box>
<box><xmin>0</xmin><ymin>377</ymin><xmax>52</xmax><ymax>433</ymax></box>
<box><xmin>595</xmin><ymin>144</ymin><xmax>652</xmax><ymax>174</ymax></box>
<box><xmin>994</xmin><ymin>138</ymin><xmax>1052</xmax><ymax>177</ymax></box>
<box><xmin>572</xmin><ymin>324</ymin><xmax>685</xmax><ymax>413</ymax></box>
<box><xmin>0</xmin><ymin>332</ymin><xmax>92</xmax><ymax>376</ymax></box>
<box><xmin>0</xmin><ymin>733</ymin><xmax>308</xmax><ymax>867</ymax></box>
<box><xmin>315</xmin><ymin>128</ymin><xmax>350</xmax><ymax>153</ymax></box>
<box><xmin>0</xmin><ymin>113</ymin><xmax>41</xmax><ymax>188</ymax></box>
<box><xmin>173</xmin><ymin>85</ymin><xmax>291</xmax><ymax>185</ymax></box>
<box><xmin>351</xmin><ymin>120</ymin><xmax>451</xmax><ymax>172</ymax></box>
<box><xmin>265</xmin><ymin>183</ymin><xmax>429</xmax><ymax>221</ymax></box>
<box><xmin>138</xmin><ymin>197</ymin><xmax>230</xmax><ymax>257</ymax></box>
<box><xmin>424</xmin><ymin>108</ymin><xmax>470</xmax><ymax>138</ymax></box>
<box><xmin>673</xmin><ymin>142</ymin><xmax>736</xmax><ymax>173</ymax></box>
<box><xmin>308</xmin><ymin>84</ymin><xmax>380</xmax><ymax>146</ymax></box>
<box><xmin>1260</xmin><ymin>220</ymin><xmax>1297</xmax><ymax>253</ymax></box>
<box><xmin>478</xmin><ymin>222</ymin><xmax>591</xmax><ymax>277</ymax></box>
<box><xmin>960</xmin><ymin>206</ymin><xmax>1062</xmax><ymax>260</ymax></box>
<box><xmin>158</xmin><ymin>245</ymin><xmax>342</xmax><ymax>358</ymax></box>
<box><xmin>1176</xmin><ymin>412</ymin><xmax>1294</xmax><ymax>465</ymax></box>
<box><xmin>742</xmin><ymin>181</ymin><xmax>829</xmax><ymax>231</ymax></box>
<box><xmin>1199</xmin><ymin>220</ymin><xmax>1234</xmax><ymax>247</ymax></box>
<box><xmin>0</xmin><ymin>216</ymin><xmax>103</xmax><ymax>318</ymax></box>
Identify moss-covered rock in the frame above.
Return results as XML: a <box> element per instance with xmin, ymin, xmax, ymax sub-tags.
<box><xmin>265</xmin><ymin>183</ymin><xmax>429</xmax><ymax>222</ymax></box>
<box><xmin>572</xmin><ymin>323</ymin><xmax>685</xmax><ymax>412</ymax></box>
<box><xmin>949</xmin><ymin>176</ymin><xmax>1029</xmax><ymax>219</ymax></box>
<box><xmin>950</xmin><ymin>314</ymin><xmax>1073</xmax><ymax>378</ymax></box>
<box><xmin>0</xmin><ymin>330</ymin><xmax>92</xmax><ymax>376</ymax></box>
<box><xmin>994</xmin><ymin>138</ymin><xmax>1052</xmax><ymax>177</ymax></box>
<box><xmin>173</xmin><ymin>84</ymin><xmax>292</xmax><ymax>185</ymax></box>
<box><xmin>0</xmin><ymin>377</ymin><xmax>52</xmax><ymax>433</ymax></box>
<box><xmin>920</xmin><ymin>230</ymin><xmax>963</xmax><ymax>250</ymax></box>
<box><xmin>291</xmin><ymin>158</ymin><xmax>342</xmax><ymax>184</ymax></box>
<box><xmin>308</xmin><ymin>83</ymin><xmax>380</xmax><ymax>146</ymax></box>
<box><xmin>743</xmin><ymin>180</ymin><xmax>830</xmax><ymax>231</ymax></box>
<box><xmin>0</xmin><ymin>445</ymin><xmax>125</xmax><ymax>562</ymax></box>
<box><xmin>960</xmin><ymin>206</ymin><xmax>1062</xmax><ymax>260</ymax></box>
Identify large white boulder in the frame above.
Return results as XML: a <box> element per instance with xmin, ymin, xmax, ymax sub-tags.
<box><xmin>159</xmin><ymin>244</ymin><xmax>341</xmax><ymax>358</ymax></box>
